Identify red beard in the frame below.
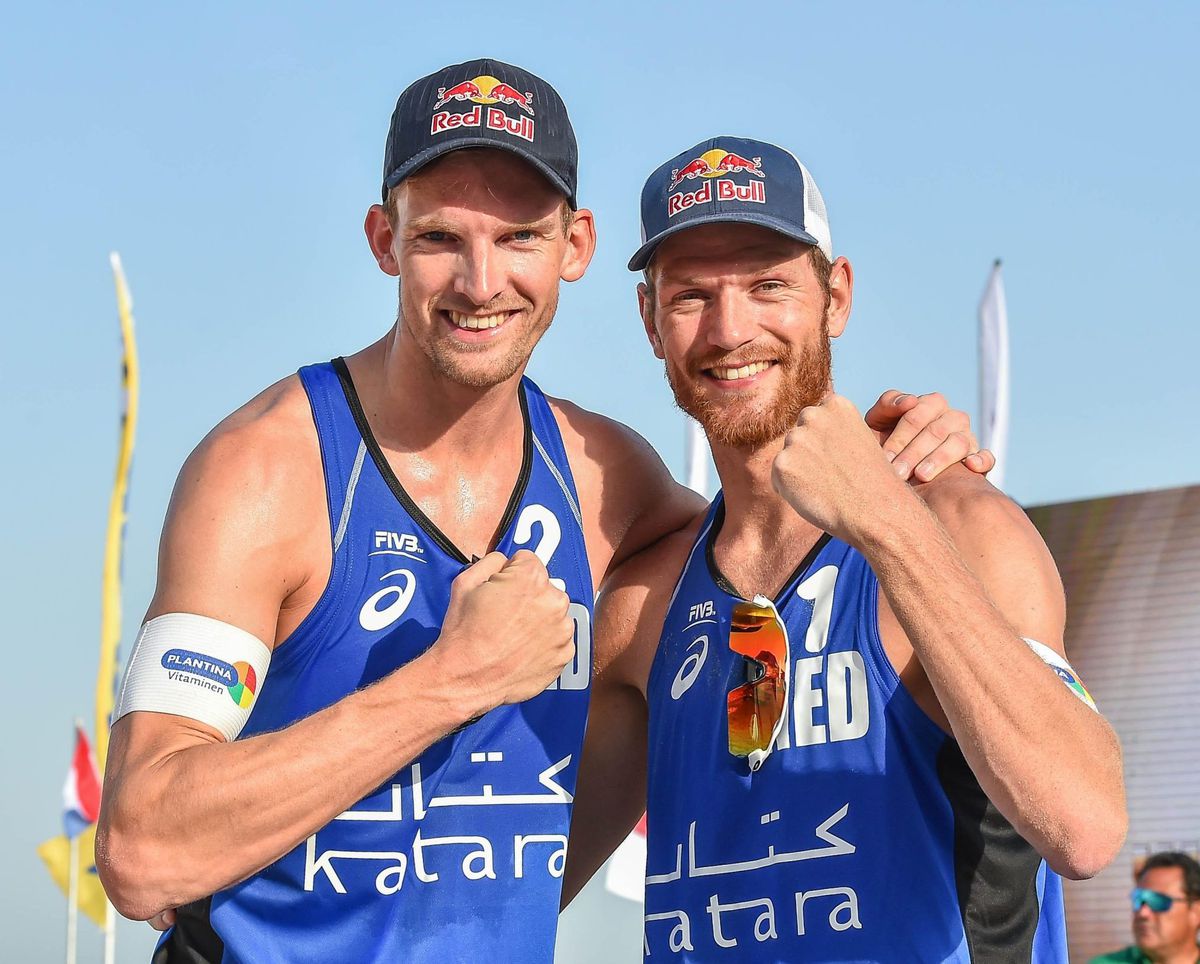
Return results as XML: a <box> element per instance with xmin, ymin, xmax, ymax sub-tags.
<box><xmin>666</xmin><ymin>325</ymin><xmax>832</xmax><ymax>449</ymax></box>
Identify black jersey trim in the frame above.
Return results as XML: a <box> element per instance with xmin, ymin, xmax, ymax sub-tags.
<box><xmin>936</xmin><ymin>740</ymin><xmax>1043</xmax><ymax>963</ymax></box>
<box><xmin>151</xmin><ymin>896</ymin><xmax>223</xmax><ymax>964</ymax></box>
<box><xmin>331</xmin><ymin>357</ymin><xmax>533</xmax><ymax>566</ymax></box>
<box><xmin>703</xmin><ymin>497</ymin><xmax>833</xmax><ymax>606</ymax></box>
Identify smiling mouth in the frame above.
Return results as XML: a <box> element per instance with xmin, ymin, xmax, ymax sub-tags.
<box><xmin>444</xmin><ymin>309</ymin><xmax>517</xmax><ymax>331</ymax></box>
<box><xmin>705</xmin><ymin>360</ymin><xmax>776</xmax><ymax>382</ymax></box>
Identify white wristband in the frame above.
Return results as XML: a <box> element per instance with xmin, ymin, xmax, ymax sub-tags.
<box><xmin>113</xmin><ymin>613</ymin><xmax>272</xmax><ymax>741</ymax></box>
<box><xmin>1022</xmin><ymin>637</ymin><xmax>1097</xmax><ymax>712</ymax></box>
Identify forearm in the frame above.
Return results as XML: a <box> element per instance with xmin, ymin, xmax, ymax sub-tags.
<box><xmin>99</xmin><ymin>650</ymin><xmax>473</xmax><ymax>917</ymax></box>
<box><xmin>862</xmin><ymin>497</ymin><xmax>1125</xmax><ymax>877</ymax></box>
<box><xmin>561</xmin><ymin>682</ymin><xmax>648</xmax><ymax>908</ymax></box>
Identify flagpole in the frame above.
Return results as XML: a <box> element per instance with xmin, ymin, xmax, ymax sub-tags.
<box><xmin>67</xmin><ymin>836</ymin><xmax>79</xmax><ymax>964</ymax></box>
<box><xmin>104</xmin><ymin>900</ymin><xmax>116</xmax><ymax>964</ymax></box>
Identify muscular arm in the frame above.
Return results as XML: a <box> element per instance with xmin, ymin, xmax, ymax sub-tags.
<box><xmin>873</xmin><ymin>470</ymin><xmax>1127</xmax><ymax>879</ymax></box>
<box><xmin>98</xmin><ymin>386</ymin><xmax>573</xmax><ymax>920</ymax></box>
<box><xmin>773</xmin><ymin>399</ymin><xmax>1126</xmax><ymax>881</ymax></box>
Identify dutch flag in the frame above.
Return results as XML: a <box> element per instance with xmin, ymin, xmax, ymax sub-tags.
<box><xmin>62</xmin><ymin>724</ymin><xmax>101</xmax><ymax>839</ymax></box>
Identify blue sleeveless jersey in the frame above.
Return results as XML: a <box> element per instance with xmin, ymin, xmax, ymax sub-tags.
<box><xmin>160</xmin><ymin>360</ymin><xmax>594</xmax><ymax>964</ymax></box>
<box><xmin>642</xmin><ymin>496</ymin><xmax>1067</xmax><ymax>963</ymax></box>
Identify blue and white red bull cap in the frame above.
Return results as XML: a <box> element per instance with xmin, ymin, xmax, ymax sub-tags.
<box><xmin>382</xmin><ymin>58</ymin><xmax>578</xmax><ymax>207</ymax></box>
<box><xmin>628</xmin><ymin>136</ymin><xmax>832</xmax><ymax>271</ymax></box>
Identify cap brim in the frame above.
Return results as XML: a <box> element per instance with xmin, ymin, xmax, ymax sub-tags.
<box><xmin>383</xmin><ymin>136</ymin><xmax>576</xmax><ymax>208</ymax></box>
<box><xmin>627</xmin><ymin>212</ymin><xmax>822</xmax><ymax>271</ymax></box>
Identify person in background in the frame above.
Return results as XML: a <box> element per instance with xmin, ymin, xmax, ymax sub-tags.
<box><xmin>1091</xmin><ymin>852</ymin><xmax>1200</xmax><ymax>964</ymax></box>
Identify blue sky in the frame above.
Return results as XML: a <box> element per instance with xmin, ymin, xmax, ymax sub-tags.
<box><xmin>3</xmin><ymin>2</ymin><xmax>1197</xmax><ymax>958</ymax></box>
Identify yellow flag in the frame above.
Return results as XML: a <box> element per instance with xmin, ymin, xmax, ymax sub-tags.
<box><xmin>96</xmin><ymin>253</ymin><xmax>140</xmax><ymax>772</ymax></box>
<box><xmin>37</xmin><ymin>825</ymin><xmax>109</xmax><ymax>927</ymax></box>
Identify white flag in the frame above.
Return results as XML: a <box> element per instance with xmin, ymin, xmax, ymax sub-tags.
<box><xmin>604</xmin><ymin>814</ymin><xmax>647</xmax><ymax>902</ymax></box>
<box><xmin>978</xmin><ymin>260</ymin><xmax>1009</xmax><ymax>490</ymax></box>
<box><xmin>685</xmin><ymin>419</ymin><xmax>709</xmax><ymax>496</ymax></box>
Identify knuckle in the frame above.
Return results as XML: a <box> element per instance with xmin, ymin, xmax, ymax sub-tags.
<box><xmin>927</xmin><ymin>420</ymin><xmax>951</xmax><ymax>442</ymax></box>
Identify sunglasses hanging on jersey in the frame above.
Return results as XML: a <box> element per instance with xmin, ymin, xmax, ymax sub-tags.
<box><xmin>727</xmin><ymin>595</ymin><xmax>791</xmax><ymax>772</ymax></box>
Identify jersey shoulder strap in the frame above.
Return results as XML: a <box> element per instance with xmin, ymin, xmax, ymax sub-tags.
<box><xmin>297</xmin><ymin>359</ymin><xmax>369</xmax><ymax>555</ymax></box>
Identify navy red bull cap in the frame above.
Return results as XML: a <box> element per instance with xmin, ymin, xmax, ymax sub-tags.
<box><xmin>628</xmin><ymin>136</ymin><xmax>832</xmax><ymax>271</ymax></box>
<box><xmin>382</xmin><ymin>58</ymin><xmax>578</xmax><ymax>207</ymax></box>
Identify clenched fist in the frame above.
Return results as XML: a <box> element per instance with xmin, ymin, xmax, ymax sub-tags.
<box><xmin>771</xmin><ymin>394</ymin><xmax>919</xmax><ymax>548</ymax></box>
<box><xmin>433</xmin><ymin>550</ymin><xmax>576</xmax><ymax>715</ymax></box>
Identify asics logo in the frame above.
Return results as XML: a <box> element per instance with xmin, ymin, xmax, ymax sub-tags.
<box><xmin>359</xmin><ymin>569</ymin><xmax>417</xmax><ymax>631</ymax></box>
<box><xmin>671</xmin><ymin>635</ymin><xmax>709</xmax><ymax>700</ymax></box>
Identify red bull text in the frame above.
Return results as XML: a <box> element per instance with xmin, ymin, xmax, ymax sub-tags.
<box><xmin>668</xmin><ymin>177</ymin><xmax>767</xmax><ymax>217</ymax></box>
<box><xmin>430</xmin><ymin>105</ymin><xmax>535</xmax><ymax>142</ymax></box>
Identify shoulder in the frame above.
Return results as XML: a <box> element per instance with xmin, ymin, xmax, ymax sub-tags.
<box><xmin>595</xmin><ymin>516</ymin><xmax>705</xmax><ymax>689</ymax></box>
<box><xmin>915</xmin><ymin>465</ymin><xmax>1066</xmax><ymax>643</ymax></box>
<box><xmin>176</xmin><ymin>374</ymin><xmax>321</xmax><ymax>510</ymax></box>
<box><xmin>150</xmin><ymin>374</ymin><xmax>326</xmax><ymax>630</ymax></box>
<box><xmin>546</xmin><ymin>394</ymin><xmax>670</xmax><ymax>482</ymax></box>
<box><xmin>917</xmin><ymin>466</ymin><xmax>1058</xmax><ymax>574</ymax></box>
<box><xmin>546</xmin><ymin>395</ymin><xmax>706</xmax><ymax>577</ymax></box>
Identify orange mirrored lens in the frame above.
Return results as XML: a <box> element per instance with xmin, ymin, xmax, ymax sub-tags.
<box><xmin>727</xmin><ymin>601</ymin><xmax>788</xmax><ymax>757</ymax></box>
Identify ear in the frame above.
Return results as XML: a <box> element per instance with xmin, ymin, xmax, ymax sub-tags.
<box><xmin>365</xmin><ymin>204</ymin><xmax>400</xmax><ymax>277</ymax></box>
<box><xmin>560</xmin><ymin>208</ymin><xmax>597</xmax><ymax>283</ymax></box>
<box><xmin>637</xmin><ymin>282</ymin><xmax>665</xmax><ymax>359</ymax></box>
<box><xmin>825</xmin><ymin>256</ymin><xmax>853</xmax><ymax>339</ymax></box>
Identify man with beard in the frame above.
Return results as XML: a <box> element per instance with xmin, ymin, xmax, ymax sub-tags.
<box><xmin>563</xmin><ymin>137</ymin><xmax>1128</xmax><ymax>962</ymax></box>
<box><xmin>97</xmin><ymin>65</ymin><xmax>986</xmax><ymax>963</ymax></box>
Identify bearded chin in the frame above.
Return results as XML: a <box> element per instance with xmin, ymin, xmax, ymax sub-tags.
<box><xmin>666</xmin><ymin>332</ymin><xmax>832</xmax><ymax>449</ymax></box>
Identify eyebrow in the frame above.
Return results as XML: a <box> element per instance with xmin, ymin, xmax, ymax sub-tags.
<box><xmin>660</xmin><ymin>265</ymin><xmax>789</xmax><ymax>287</ymax></box>
<box><xmin>404</xmin><ymin>216</ymin><xmax>457</xmax><ymax>236</ymax></box>
<box><xmin>404</xmin><ymin>213</ymin><xmax>559</xmax><ymax>236</ymax></box>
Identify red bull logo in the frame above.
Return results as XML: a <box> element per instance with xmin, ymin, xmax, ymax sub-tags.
<box><xmin>431</xmin><ymin>74</ymin><xmax>536</xmax><ymax>142</ymax></box>
<box><xmin>668</xmin><ymin>148</ymin><xmax>767</xmax><ymax>217</ymax></box>
<box><xmin>669</xmin><ymin>149</ymin><xmax>764</xmax><ymax>189</ymax></box>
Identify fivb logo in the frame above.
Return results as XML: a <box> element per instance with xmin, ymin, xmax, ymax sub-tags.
<box><xmin>161</xmin><ymin>649</ymin><xmax>258</xmax><ymax>708</ymax></box>
<box><xmin>374</xmin><ymin>531</ymin><xmax>423</xmax><ymax>554</ymax></box>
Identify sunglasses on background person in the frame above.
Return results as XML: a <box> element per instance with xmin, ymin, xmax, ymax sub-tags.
<box><xmin>727</xmin><ymin>595</ymin><xmax>791</xmax><ymax>772</ymax></box>
<box><xmin>1131</xmin><ymin>887</ymin><xmax>1195</xmax><ymax>913</ymax></box>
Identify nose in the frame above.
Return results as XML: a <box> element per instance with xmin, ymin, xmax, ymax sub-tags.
<box><xmin>702</xmin><ymin>288</ymin><xmax>758</xmax><ymax>352</ymax></box>
<box><xmin>454</xmin><ymin>240</ymin><xmax>506</xmax><ymax>307</ymax></box>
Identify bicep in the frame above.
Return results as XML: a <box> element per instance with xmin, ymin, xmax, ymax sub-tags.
<box><xmin>617</xmin><ymin>477</ymin><xmax>706</xmax><ymax>572</ymax></box>
<box><xmin>148</xmin><ymin>434</ymin><xmax>299</xmax><ymax>644</ymax></box>
<box><xmin>108</xmin><ymin>433</ymin><xmax>303</xmax><ymax>778</ymax></box>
